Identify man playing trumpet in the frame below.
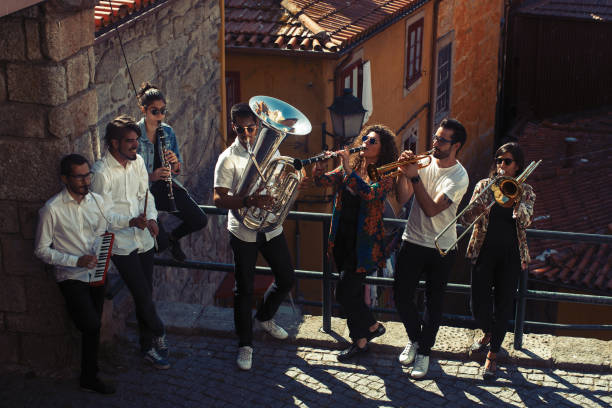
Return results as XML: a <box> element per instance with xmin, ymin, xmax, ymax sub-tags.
<box><xmin>394</xmin><ymin>118</ymin><xmax>469</xmax><ymax>378</ymax></box>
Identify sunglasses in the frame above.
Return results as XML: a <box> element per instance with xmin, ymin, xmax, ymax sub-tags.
<box><xmin>495</xmin><ymin>158</ymin><xmax>514</xmax><ymax>165</ymax></box>
<box><xmin>235</xmin><ymin>125</ymin><xmax>257</xmax><ymax>134</ymax></box>
<box><xmin>69</xmin><ymin>172</ymin><xmax>92</xmax><ymax>180</ymax></box>
<box><xmin>361</xmin><ymin>135</ymin><xmax>378</xmax><ymax>145</ymax></box>
<box><xmin>432</xmin><ymin>135</ymin><xmax>453</xmax><ymax>144</ymax></box>
<box><xmin>149</xmin><ymin>107</ymin><xmax>167</xmax><ymax>116</ymax></box>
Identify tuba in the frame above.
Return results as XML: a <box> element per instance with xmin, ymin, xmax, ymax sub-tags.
<box><xmin>231</xmin><ymin>96</ymin><xmax>311</xmax><ymax>232</ymax></box>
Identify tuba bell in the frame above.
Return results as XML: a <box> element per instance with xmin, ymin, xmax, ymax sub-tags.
<box><xmin>231</xmin><ymin>96</ymin><xmax>312</xmax><ymax>232</ymax></box>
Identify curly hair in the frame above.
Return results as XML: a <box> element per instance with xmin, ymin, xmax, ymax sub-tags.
<box><xmin>137</xmin><ymin>82</ymin><xmax>166</xmax><ymax>108</ymax></box>
<box><xmin>349</xmin><ymin>124</ymin><xmax>399</xmax><ymax>196</ymax></box>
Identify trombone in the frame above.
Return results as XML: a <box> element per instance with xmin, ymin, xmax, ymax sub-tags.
<box><xmin>434</xmin><ymin>160</ymin><xmax>542</xmax><ymax>256</ymax></box>
<box><xmin>367</xmin><ymin>150</ymin><xmax>434</xmax><ymax>182</ymax></box>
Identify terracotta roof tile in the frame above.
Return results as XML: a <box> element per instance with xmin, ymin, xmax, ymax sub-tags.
<box><xmin>524</xmin><ymin>111</ymin><xmax>612</xmax><ymax>293</ymax></box>
<box><xmin>225</xmin><ymin>0</ymin><xmax>429</xmax><ymax>54</ymax></box>
<box><xmin>94</xmin><ymin>0</ymin><xmax>165</xmax><ymax>34</ymax></box>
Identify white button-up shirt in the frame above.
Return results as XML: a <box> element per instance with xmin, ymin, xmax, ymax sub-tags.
<box><xmin>34</xmin><ymin>188</ymin><xmax>131</xmax><ymax>282</ymax></box>
<box><xmin>91</xmin><ymin>153</ymin><xmax>158</xmax><ymax>255</ymax></box>
<box><xmin>213</xmin><ymin>137</ymin><xmax>282</xmax><ymax>242</ymax></box>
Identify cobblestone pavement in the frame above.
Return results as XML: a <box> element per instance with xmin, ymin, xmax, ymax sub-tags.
<box><xmin>1</xmin><ymin>332</ymin><xmax>611</xmax><ymax>408</ymax></box>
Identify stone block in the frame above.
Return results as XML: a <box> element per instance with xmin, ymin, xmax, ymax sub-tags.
<box><xmin>93</xmin><ymin>45</ymin><xmax>122</xmax><ymax>85</ymax></box>
<box><xmin>0</xmin><ymin>201</ymin><xmax>19</xmax><ymax>233</ymax></box>
<box><xmin>0</xmin><ymin>276</ymin><xmax>26</xmax><ymax>312</ymax></box>
<box><xmin>24</xmin><ymin>276</ymin><xmax>65</xmax><ymax>311</ymax></box>
<box><xmin>71</xmin><ymin>130</ymin><xmax>95</xmax><ymax>163</ymax></box>
<box><xmin>0</xmin><ymin>103</ymin><xmax>48</xmax><ymax>139</ymax></box>
<box><xmin>131</xmin><ymin>55</ymin><xmax>157</xmax><ymax>92</ymax></box>
<box><xmin>45</xmin><ymin>0</ymin><xmax>97</xmax><ymax>13</ymax></box>
<box><xmin>24</xmin><ymin>20</ymin><xmax>42</xmax><ymax>61</ymax></box>
<box><xmin>21</xmin><ymin>332</ymin><xmax>79</xmax><ymax>371</ymax></box>
<box><xmin>0</xmin><ymin>20</ymin><xmax>26</xmax><ymax>61</ymax></box>
<box><xmin>87</xmin><ymin>47</ymin><xmax>95</xmax><ymax>87</ymax></box>
<box><xmin>7</xmin><ymin>63</ymin><xmax>67</xmax><ymax>105</ymax></box>
<box><xmin>48</xmin><ymin>88</ymin><xmax>97</xmax><ymax>139</ymax></box>
<box><xmin>0</xmin><ymin>138</ymin><xmax>69</xmax><ymax>201</ymax></box>
<box><xmin>0</xmin><ymin>68</ymin><xmax>6</xmax><ymax>103</ymax></box>
<box><xmin>42</xmin><ymin>9</ymin><xmax>94</xmax><ymax>62</ymax></box>
<box><xmin>1</xmin><ymin>237</ymin><xmax>43</xmax><ymax>276</ymax></box>
<box><xmin>110</xmin><ymin>72</ymin><xmax>130</xmax><ymax>103</ymax></box>
<box><xmin>0</xmin><ymin>333</ymin><xmax>20</xmax><ymax>363</ymax></box>
<box><xmin>5</xmin><ymin>306</ymin><xmax>71</xmax><ymax>335</ymax></box>
<box><xmin>66</xmin><ymin>51</ymin><xmax>90</xmax><ymax>97</ymax></box>
<box><xmin>157</xmin><ymin>22</ymin><xmax>174</xmax><ymax>45</ymax></box>
<box><xmin>18</xmin><ymin>203</ymin><xmax>41</xmax><ymax>240</ymax></box>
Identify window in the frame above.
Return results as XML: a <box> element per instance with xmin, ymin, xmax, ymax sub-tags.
<box><xmin>401</xmin><ymin>121</ymin><xmax>419</xmax><ymax>153</ymax></box>
<box><xmin>405</xmin><ymin>18</ymin><xmax>424</xmax><ymax>88</ymax></box>
<box><xmin>225</xmin><ymin>71</ymin><xmax>241</xmax><ymax>143</ymax></box>
<box><xmin>434</xmin><ymin>43</ymin><xmax>452</xmax><ymax>125</ymax></box>
<box><xmin>336</xmin><ymin>60</ymin><xmax>363</xmax><ymax>99</ymax></box>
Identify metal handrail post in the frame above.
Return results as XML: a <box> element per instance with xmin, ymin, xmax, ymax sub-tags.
<box><xmin>322</xmin><ymin>218</ymin><xmax>332</xmax><ymax>333</ymax></box>
<box><xmin>514</xmin><ymin>267</ymin><xmax>528</xmax><ymax>350</ymax></box>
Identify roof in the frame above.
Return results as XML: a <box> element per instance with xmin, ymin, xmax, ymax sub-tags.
<box><xmin>225</xmin><ymin>0</ymin><xmax>429</xmax><ymax>54</ymax></box>
<box><xmin>519</xmin><ymin>110</ymin><xmax>612</xmax><ymax>293</ymax></box>
<box><xmin>94</xmin><ymin>0</ymin><xmax>167</xmax><ymax>35</ymax></box>
<box><xmin>518</xmin><ymin>0</ymin><xmax>612</xmax><ymax>22</ymax></box>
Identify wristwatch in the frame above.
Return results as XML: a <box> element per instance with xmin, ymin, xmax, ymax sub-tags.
<box><xmin>410</xmin><ymin>175</ymin><xmax>421</xmax><ymax>184</ymax></box>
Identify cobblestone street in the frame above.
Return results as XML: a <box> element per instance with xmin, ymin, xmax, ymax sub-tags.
<box><xmin>1</xmin><ymin>332</ymin><xmax>610</xmax><ymax>408</ymax></box>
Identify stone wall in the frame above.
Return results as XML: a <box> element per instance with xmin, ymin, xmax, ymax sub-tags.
<box><xmin>0</xmin><ymin>1</ymin><xmax>98</xmax><ymax>373</ymax></box>
<box><xmin>0</xmin><ymin>0</ymin><xmax>225</xmax><ymax>374</ymax></box>
<box><xmin>93</xmin><ymin>0</ymin><xmax>228</xmax><ymax>306</ymax></box>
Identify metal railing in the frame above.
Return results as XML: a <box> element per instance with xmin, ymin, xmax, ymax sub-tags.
<box><xmin>150</xmin><ymin>205</ymin><xmax>612</xmax><ymax>350</ymax></box>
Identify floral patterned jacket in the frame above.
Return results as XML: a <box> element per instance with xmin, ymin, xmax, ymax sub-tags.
<box><xmin>315</xmin><ymin>166</ymin><xmax>394</xmax><ymax>273</ymax></box>
<box><xmin>461</xmin><ymin>178</ymin><xmax>536</xmax><ymax>269</ymax></box>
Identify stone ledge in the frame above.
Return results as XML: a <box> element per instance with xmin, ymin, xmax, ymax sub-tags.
<box><xmin>127</xmin><ymin>301</ymin><xmax>612</xmax><ymax>373</ymax></box>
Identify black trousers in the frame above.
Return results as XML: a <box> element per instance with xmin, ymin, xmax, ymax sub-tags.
<box><xmin>394</xmin><ymin>241</ymin><xmax>456</xmax><ymax>356</ymax></box>
<box><xmin>111</xmin><ymin>248</ymin><xmax>164</xmax><ymax>352</ymax></box>
<box><xmin>230</xmin><ymin>233</ymin><xmax>295</xmax><ymax>347</ymax></box>
<box><xmin>470</xmin><ymin>243</ymin><xmax>521</xmax><ymax>353</ymax></box>
<box><xmin>152</xmin><ymin>182</ymin><xmax>207</xmax><ymax>247</ymax></box>
<box><xmin>57</xmin><ymin>280</ymin><xmax>105</xmax><ymax>382</ymax></box>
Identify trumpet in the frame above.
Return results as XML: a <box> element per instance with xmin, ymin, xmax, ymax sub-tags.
<box><xmin>367</xmin><ymin>150</ymin><xmax>434</xmax><ymax>182</ymax></box>
<box><xmin>292</xmin><ymin>146</ymin><xmax>365</xmax><ymax>170</ymax></box>
<box><xmin>433</xmin><ymin>159</ymin><xmax>542</xmax><ymax>256</ymax></box>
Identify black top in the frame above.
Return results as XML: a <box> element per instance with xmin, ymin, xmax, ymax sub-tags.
<box><xmin>333</xmin><ymin>188</ymin><xmax>361</xmax><ymax>272</ymax></box>
<box><xmin>153</xmin><ymin>133</ymin><xmax>162</xmax><ymax>171</ymax></box>
<box><xmin>483</xmin><ymin>203</ymin><xmax>518</xmax><ymax>250</ymax></box>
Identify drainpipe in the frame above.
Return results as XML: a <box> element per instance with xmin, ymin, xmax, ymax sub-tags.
<box><xmin>494</xmin><ymin>0</ymin><xmax>513</xmax><ymax>146</ymax></box>
<box><xmin>426</xmin><ymin>0</ymin><xmax>441</xmax><ymax>151</ymax></box>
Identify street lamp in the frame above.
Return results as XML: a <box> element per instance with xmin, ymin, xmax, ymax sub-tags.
<box><xmin>322</xmin><ymin>88</ymin><xmax>367</xmax><ymax>149</ymax></box>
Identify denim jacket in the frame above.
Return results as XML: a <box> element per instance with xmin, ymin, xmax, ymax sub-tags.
<box><xmin>137</xmin><ymin>118</ymin><xmax>184</xmax><ymax>188</ymax></box>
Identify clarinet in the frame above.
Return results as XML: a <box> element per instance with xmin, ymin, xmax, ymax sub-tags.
<box><xmin>156</xmin><ymin>120</ymin><xmax>178</xmax><ymax>213</ymax></box>
<box><xmin>292</xmin><ymin>146</ymin><xmax>365</xmax><ymax>170</ymax></box>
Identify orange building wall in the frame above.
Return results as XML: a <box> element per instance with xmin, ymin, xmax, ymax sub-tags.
<box><xmin>438</xmin><ymin>0</ymin><xmax>504</xmax><ymax>176</ymax></box>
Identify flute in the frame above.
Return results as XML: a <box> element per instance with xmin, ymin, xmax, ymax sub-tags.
<box><xmin>293</xmin><ymin>146</ymin><xmax>365</xmax><ymax>170</ymax></box>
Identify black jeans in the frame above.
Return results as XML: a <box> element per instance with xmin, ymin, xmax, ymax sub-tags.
<box><xmin>470</xmin><ymin>243</ymin><xmax>521</xmax><ymax>353</ymax></box>
<box><xmin>111</xmin><ymin>248</ymin><xmax>164</xmax><ymax>352</ymax></box>
<box><xmin>394</xmin><ymin>241</ymin><xmax>456</xmax><ymax>356</ymax></box>
<box><xmin>336</xmin><ymin>268</ymin><xmax>377</xmax><ymax>343</ymax></box>
<box><xmin>230</xmin><ymin>233</ymin><xmax>295</xmax><ymax>347</ymax></box>
<box><xmin>152</xmin><ymin>182</ymin><xmax>207</xmax><ymax>247</ymax></box>
<box><xmin>57</xmin><ymin>280</ymin><xmax>105</xmax><ymax>382</ymax></box>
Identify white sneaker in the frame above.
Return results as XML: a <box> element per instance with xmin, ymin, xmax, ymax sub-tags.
<box><xmin>257</xmin><ymin>319</ymin><xmax>288</xmax><ymax>340</ymax></box>
<box><xmin>411</xmin><ymin>354</ymin><xmax>430</xmax><ymax>379</ymax></box>
<box><xmin>398</xmin><ymin>341</ymin><xmax>418</xmax><ymax>365</ymax></box>
<box><xmin>236</xmin><ymin>346</ymin><xmax>253</xmax><ymax>371</ymax></box>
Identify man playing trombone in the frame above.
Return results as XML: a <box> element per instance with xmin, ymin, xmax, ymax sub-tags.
<box><xmin>394</xmin><ymin>118</ymin><xmax>469</xmax><ymax>379</ymax></box>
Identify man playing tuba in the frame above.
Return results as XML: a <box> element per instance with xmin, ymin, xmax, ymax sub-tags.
<box><xmin>213</xmin><ymin>103</ymin><xmax>297</xmax><ymax>371</ymax></box>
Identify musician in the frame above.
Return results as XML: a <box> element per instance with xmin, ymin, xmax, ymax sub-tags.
<box><xmin>213</xmin><ymin>103</ymin><xmax>296</xmax><ymax>371</ymax></box>
<box><xmin>313</xmin><ymin>124</ymin><xmax>401</xmax><ymax>362</ymax></box>
<box><xmin>394</xmin><ymin>118</ymin><xmax>469</xmax><ymax>379</ymax></box>
<box><xmin>91</xmin><ymin>115</ymin><xmax>170</xmax><ymax>370</ymax></box>
<box><xmin>136</xmin><ymin>82</ymin><xmax>208</xmax><ymax>261</ymax></box>
<box><xmin>462</xmin><ymin>142</ymin><xmax>535</xmax><ymax>380</ymax></box>
<box><xmin>34</xmin><ymin>154</ymin><xmax>148</xmax><ymax>393</ymax></box>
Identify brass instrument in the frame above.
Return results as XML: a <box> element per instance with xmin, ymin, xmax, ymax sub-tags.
<box><xmin>434</xmin><ymin>159</ymin><xmax>542</xmax><ymax>256</ymax></box>
<box><xmin>367</xmin><ymin>150</ymin><xmax>434</xmax><ymax>182</ymax></box>
<box><xmin>293</xmin><ymin>146</ymin><xmax>365</xmax><ymax>169</ymax></box>
<box><xmin>231</xmin><ymin>96</ymin><xmax>311</xmax><ymax>232</ymax></box>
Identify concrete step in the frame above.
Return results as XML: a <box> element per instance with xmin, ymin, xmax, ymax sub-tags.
<box><xmin>127</xmin><ymin>301</ymin><xmax>612</xmax><ymax>372</ymax></box>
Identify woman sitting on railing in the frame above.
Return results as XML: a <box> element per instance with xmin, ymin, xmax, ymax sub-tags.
<box><xmin>461</xmin><ymin>142</ymin><xmax>536</xmax><ymax>380</ymax></box>
<box><xmin>312</xmin><ymin>124</ymin><xmax>403</xmax><ymax>362</ymax></box>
